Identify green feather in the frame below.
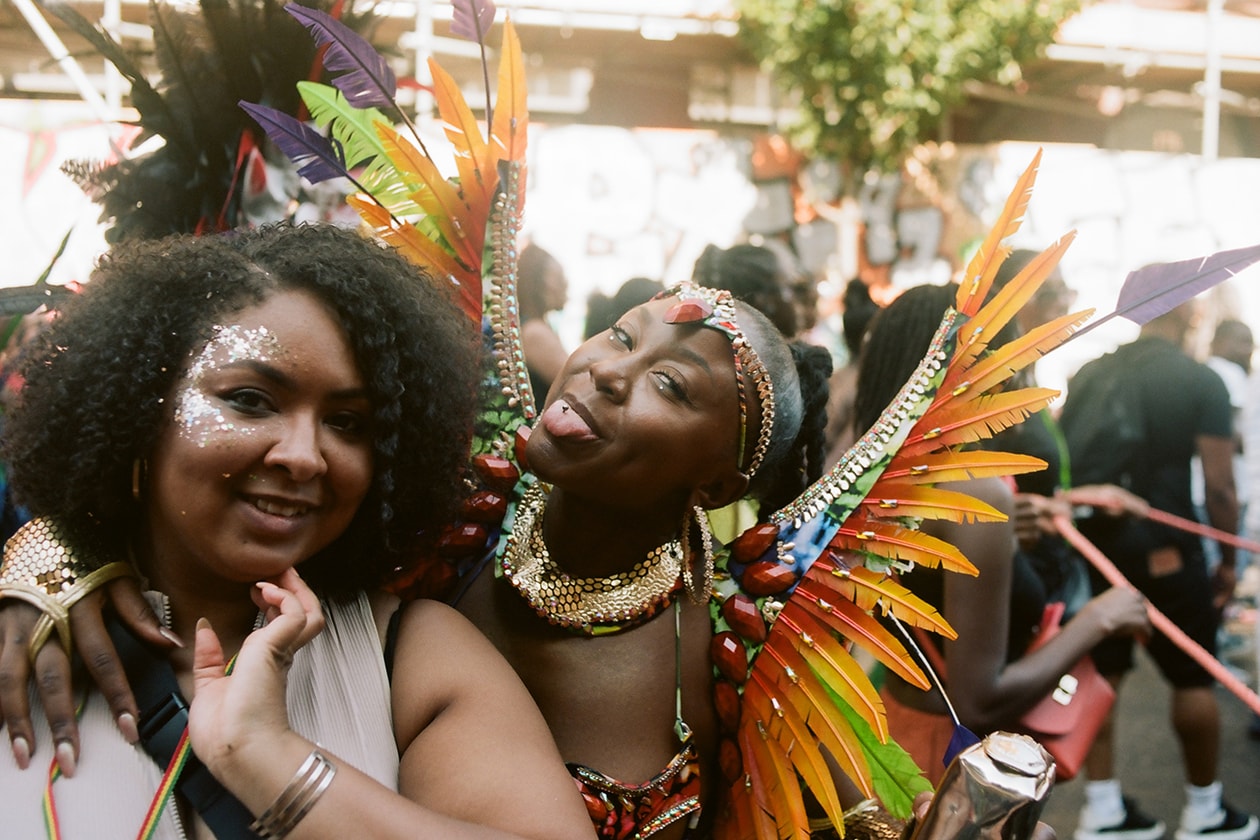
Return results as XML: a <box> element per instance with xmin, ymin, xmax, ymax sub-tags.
<box><xmin>828</xmin><ymin>684</ymin><xmax>934</xmax><ymax>818</ymax></box>
<box><xmin>296</xmin><ymin>82</ymin><xmax>404</xmax><ymax>194</ymax></box>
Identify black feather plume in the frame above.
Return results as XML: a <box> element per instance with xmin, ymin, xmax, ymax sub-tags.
<box><xmin>54</xmin><ymin>0</ymin><xmax>383</xmax><ymax>243</ymax></box>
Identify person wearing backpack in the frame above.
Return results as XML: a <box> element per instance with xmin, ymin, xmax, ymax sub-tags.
<box><xmin>1060</xmin><ymin>298</ymin><xmax>1257</xmax><ymax>840</ymax></box>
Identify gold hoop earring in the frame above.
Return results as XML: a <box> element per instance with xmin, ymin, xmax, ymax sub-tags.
<box><xmin>681</xmin><ymin>506</ymin><xmax>714</xmax><ymax>605</ymax></box>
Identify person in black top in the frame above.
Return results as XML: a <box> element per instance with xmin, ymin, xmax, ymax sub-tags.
<box><xmin>1061</xmin><ymin>298</ymin><xmax>1257</xmax><ymax>840</ymax></box>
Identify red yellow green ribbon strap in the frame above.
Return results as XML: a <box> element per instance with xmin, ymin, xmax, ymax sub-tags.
<box><xmin>42</xmin><ymin>652</ymin><xmax>238</xmax><ymax>839</ymax></box>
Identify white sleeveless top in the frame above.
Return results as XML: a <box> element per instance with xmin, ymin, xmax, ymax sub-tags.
<box><xmin>0</xmin><ymin>592</ymin><xmax>398</xmax><ymax>839</ymax></box>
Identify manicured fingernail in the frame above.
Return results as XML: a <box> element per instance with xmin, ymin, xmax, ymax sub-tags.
<box><xmin>118</xmin><ymin>712</ymin><xmax>139</xmax><ymax>744</ymax></box>
<box><xmin>11</xmin><ymin>736</ymin><xmax>30</xmax><ymax>770</ymax></box>
<box><xmin>159</xmin><ymin>627</ymin><xmax>185</xmax><ymax>648</ymax></box>
<box><xmin>55</xmin><ymin>741</ymin><xmax>76</xmax><ymax>778</ymax></box>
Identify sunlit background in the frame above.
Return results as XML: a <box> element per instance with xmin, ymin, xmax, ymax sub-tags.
<box><xmin>4</xmin><ymin>0</ymin><xmax>1260</xmax><ymax>394</ymax></box>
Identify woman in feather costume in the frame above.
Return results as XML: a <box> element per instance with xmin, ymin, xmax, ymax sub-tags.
<box><xmin>0</xmin><ymin>4</ymin><xmax>1172</xmax><ymax>838</ymax></box>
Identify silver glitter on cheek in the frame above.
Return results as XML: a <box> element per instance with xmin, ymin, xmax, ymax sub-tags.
<box><xmin>172</xmin><ymin>324</ymin><xmax>283</xmax><ymax>447</ymax></box>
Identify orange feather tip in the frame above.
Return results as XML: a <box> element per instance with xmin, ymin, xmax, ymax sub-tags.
<box><xmin>955</xmin><ymin>148</ymin><xmax>1043</xmax><ymax>314</ymax></box>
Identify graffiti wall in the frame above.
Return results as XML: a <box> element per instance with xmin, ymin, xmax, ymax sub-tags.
<box><xmin>6</xmin><ymin>105</ymin><xmax>1260</xmax><ymax>394</ymax></box>
<box><xmin>522</xmin><ymin>134</ymin><xmax>1260</xmax><ymax>393</ymax></box>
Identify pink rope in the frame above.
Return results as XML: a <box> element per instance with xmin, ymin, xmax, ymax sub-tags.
<box><xmin>1052</xmin><ymin>514</ymin><xmax>1260</xmax><ymax>717</ymax></box>
<box><xmin>1141</xmin><ymin>507</ymin><xmax>1260</xmax><ymax>554</ymax></box>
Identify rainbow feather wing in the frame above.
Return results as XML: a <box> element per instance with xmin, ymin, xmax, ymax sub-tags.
<box><xmin>245</xmin><ymin>17</ymin><xmax>527</xmax><ymax>334</ymax></box>
<box><xmin>251</xmin><ymin>13</ymin><xmax>532</xmax><ymax>451</ymax></box>
<box><xmin>713</xmin><ymin>153</ymin><xmax>1091</xmax><ymax>838</ymax></box>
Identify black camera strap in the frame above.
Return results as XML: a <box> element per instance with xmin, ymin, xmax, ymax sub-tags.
<box><xmin>106</xmin><ymin>619</ymin><xmax>260</xmax><ymax>839</ymax></box>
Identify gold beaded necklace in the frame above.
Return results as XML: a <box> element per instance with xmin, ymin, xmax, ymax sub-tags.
<box><xmin>500</xmin><ymin>482</ymin><xmax>682</xmax><ymax>636</ymax></box>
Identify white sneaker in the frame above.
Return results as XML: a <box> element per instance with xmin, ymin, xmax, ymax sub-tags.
<box><xmin>1175</xmin><ymin>804</ymin><xmax>1259</xmax><ymax>840</ymax></box>
<box><xmin>1076</xmin><ymin>797</ymin><xmax>1168</xmax><ymax>840</ymax></box>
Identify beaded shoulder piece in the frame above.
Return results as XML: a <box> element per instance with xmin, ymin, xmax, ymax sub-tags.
<box><xmin>706</xmin><ymin>151</ymin><xmax>1093</xmax><ymax>838</ymax></box>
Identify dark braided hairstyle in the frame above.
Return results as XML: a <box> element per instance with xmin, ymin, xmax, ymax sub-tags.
<box><xmin>734</xmin><ymin>301</ymin><xmax>833</xmax><ymax>513</ymax></box>
<box><xmin>4</xmin><ymin>223</ymin><xmax>479</xmax><ymax>599</ymax></box>
<box><xmin>841</xmin><ymin>278</ymin><xmax>880</xmax><ymax>359</ymax></box>
<box><xmin>852</xmin><ymin>283</ymin><xmax>957</xmax><ymax>435</ymax></box>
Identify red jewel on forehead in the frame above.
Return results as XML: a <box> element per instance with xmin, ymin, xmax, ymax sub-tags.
<box><xmin>663</xmin><ymin>297</ymin><xmax>714</xmax><ymax>324</ymax></box>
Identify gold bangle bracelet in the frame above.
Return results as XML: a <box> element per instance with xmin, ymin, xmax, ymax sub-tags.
<box><xmin>0</xmin><ymin>517</ymin><xmax>135</xmax><ymax>664</ymax></box>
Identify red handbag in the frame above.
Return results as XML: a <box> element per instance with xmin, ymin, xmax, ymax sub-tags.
<box><xmin>1017</xmin><ymin>601</ymin><xmax>1115</xmax><ymax>781</ymax></box>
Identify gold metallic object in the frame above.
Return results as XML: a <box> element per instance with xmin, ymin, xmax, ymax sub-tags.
<box><xmin>807</xmin><ymin>800</ymin><xmax>908</xmax><ymax>840</ymax></box>
<box><xmin>0</xmin><ymin>517</ymin><xmax>134</xmax><ymax>663</ymax></box>
<box><xmin>501</xmin><ymin>483</ymin><xmax>682</xmax><ymax>633</ymax></box>
<box><xmin>681</xmin><ymin>506</ymin><xmax>714</xmax><ymax>605</ymax></box>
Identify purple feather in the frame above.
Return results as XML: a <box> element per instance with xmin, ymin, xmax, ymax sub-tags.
<box><xmin>284</xmin><ymin>4</ymin><xmax>396</xmax><ymax>110</ymax></box>
<box><xmin>450</xmin><ymin>0</ymin><xmax>497</xmax><ymax>43</ymax></box>
<box><xmin>1117</xmin><ymin>243</ymin><xmax>1260</xmax><ymax>324</ymax></box>
<box><xmin>1072</xmin><ymin>242</ymin><xmax>1260</xmax><ymax>341</ymax></box>
<box><xmin>239</xmin><ymin>101</ymin><xmax>348</xmax><ymax>184</ymax></box>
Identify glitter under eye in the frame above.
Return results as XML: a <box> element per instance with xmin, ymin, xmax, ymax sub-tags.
<box><xmin>173</xmin><ymin>324</ymin><xmax>282</xmax><ymax>447</ymax></box>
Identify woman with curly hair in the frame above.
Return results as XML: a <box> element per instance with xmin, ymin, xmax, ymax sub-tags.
<box><xmin>0</xmin><ymin>224</ymin><xmax>593</xmax><ymax>839</ymax></box>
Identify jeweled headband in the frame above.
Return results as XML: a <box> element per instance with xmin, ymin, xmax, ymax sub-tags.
<box><xmin>660</xmin><ymin>282</ymin><xmax>775</xmax><ymax>478</ymax></box>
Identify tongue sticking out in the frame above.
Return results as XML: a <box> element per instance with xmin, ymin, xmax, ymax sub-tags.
<box><xmin>540</xmin><ymin>399</ymin><xmax>596</xmax><ymax>440</ymax></box>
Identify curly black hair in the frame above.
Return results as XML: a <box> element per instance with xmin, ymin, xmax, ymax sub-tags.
<box><xmin>3</xmin><ymin>223</ymin><xmax>480</xmax><ymax>599</ymax></box>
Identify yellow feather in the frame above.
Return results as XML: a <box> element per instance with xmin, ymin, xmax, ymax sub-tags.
<box><xmin>374</xmin><ymin>123</ymin><xmax>481</xmax><ymax>270</ymax></box>
<box><xmin>491</xmin><ymin>20</ymin><xmax>528</xmax><ymax>166</ymax></box>
<box><xmin>953</xmin><ymin>232</ymin><xmax>1075</xmax><ymax>371</ymax></box>
<box><xmin>954</xmin><ymin>149</ymin><xmax>1041</xmax><ymax>316</ymax></box>
<box><xmin>941</xmin><ymin>308</ymin><xmax>1092</xmax><ymax>399</ymax></box>
<box><xmin>746</xmin><ymin>673</ymin><xmax>848</xmax><ymax>832</ymax></box>
<box><xmin>794</xmin><ymin>579</ymin><xmax>927</xmax><ymax>689</ymax></box>
<box><xmin>859</xmin><ymin>484</ymin><xmax>1007</xmax><ymax>523</ymax></box>
<box><xmin>811</xmin><ymin>559</ymin><xmax>957</xmax><ymax>642</ymax></box>
<box><xmin>348</xmin><ymin>195</ymin><xmax>481</xmax><ymax>320</ymax></box>
<box><xmin>899</xmin><ymin>388</ymin><xmax>1059</xmax><ymax>455</ymax></box>
<box><xmin>741</xmin><ymin>720</ymin><xmax>809</xmax><ymax>840</ymax></box>
<box><xmin>738</xmin><ymin>726</ymin><xmax>785</xmax><ymax>839</ymax></box>
<box><xmin>831</xmin><ymin>525</ymin><xmax>979</xmax><ymax>575</ymax></box>
<box><xmin>428</xmin><ymin>57</ymin><xmax>494</xmax><ymax>242</ymax></box>
<box><xmin>774</xmin><ymin>604</ymin><xmax>887</xmax><ymax>737</ymax></box>
<box><xmin>758</xmin><ymin>643</ymin><xmax>875</xmax><ymax>795</ymax></box>
<box><xmin>879</xmin><ymin>451</ymin><xmax>1047</xmax><ymax>483</ymax></box>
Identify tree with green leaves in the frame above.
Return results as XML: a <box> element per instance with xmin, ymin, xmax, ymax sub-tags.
<box><xmin>735</xmin><ymin>0</ymin><xmax>1079</xmax><ymax>177</ymax></box>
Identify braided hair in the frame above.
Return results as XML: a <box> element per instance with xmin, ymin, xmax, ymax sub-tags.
<box><xmin>852</xmin><ymin>283</ymin><xmax>957</xmax><ymax>435</ymax></box>
<box><xmin>734</xmin><ymin>301</ymin><xmax>833</xmax><ymax>513</ymax></box>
